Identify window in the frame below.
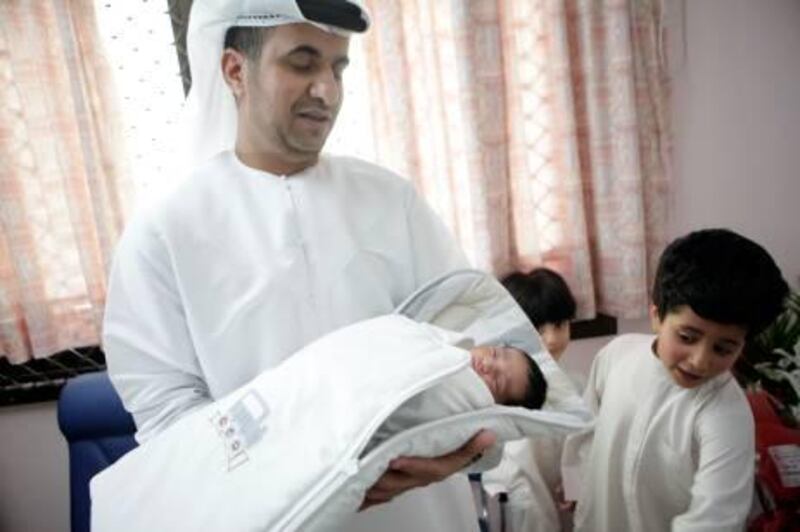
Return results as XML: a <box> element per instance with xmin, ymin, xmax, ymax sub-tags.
<box><xmin>95</xmin><ymin>2</ymin><xmax>377</xmax><ymax>212</ymax></box>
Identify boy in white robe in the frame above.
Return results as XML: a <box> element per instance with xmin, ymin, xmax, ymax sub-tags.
<box><xmin>102</xmin><ymin>1</ymin><xmax>496</xmax><ymax>530</ymax></box>
<box><xmin>562</xmin><ymin>228</ymin><xmax>789</xmax><ymax>531</ymax></box>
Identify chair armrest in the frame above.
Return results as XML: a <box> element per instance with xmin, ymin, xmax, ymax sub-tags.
<box><xmin>57</xmin><ymin>372</ymin><xmax>136</xmax><ymax>441</ymax></box>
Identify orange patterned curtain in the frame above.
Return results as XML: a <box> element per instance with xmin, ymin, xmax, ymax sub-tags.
<box><xmin>361</xmin><ymin>0</ymin><xmax>671</xmax><ymax>318</ymax></box>
<box><xmin>0</xmin><ymin>0</ymin><xmax>131</xmax><ymax>363</ymax></box>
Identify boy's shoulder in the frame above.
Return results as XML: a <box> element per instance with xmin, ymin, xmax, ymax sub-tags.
<box><xmin>600</xmin><ymin>333</ymin><xmax>655</xmax><ymax>362</ymax></box>
<box><xmin>587</xmin><ymin>334</ymin><xmax>655</xmax><ymax>385</ymax></box>
<box><xmin>602</xmin><ymin>336</ymin><xmax>752</xmax><ymax>419</ymax></box>
<box><xmin>606</xmin><ymin>333</ymin><xmax>654</xmax><ymax>348</ymax></box>
<box><xmin>700</xmin><ymin>374</ymin><xmax>752</xmax><ymax>418</ymax></box>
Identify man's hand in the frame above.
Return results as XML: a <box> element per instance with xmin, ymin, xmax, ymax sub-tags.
<box><xmin>359</xmin><ymin>429</ymin><xmax>496</xmax><ymax>511</ymax></box>
<box><xmin>555</xmin><ymin>483</ymin><xmax>576</xmax><ymax>512</ymax></box>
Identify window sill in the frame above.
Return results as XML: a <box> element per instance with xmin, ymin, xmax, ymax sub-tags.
<box><xmin>0</xmin><ymin>347</ymin><xmax>105</xmax><ymax>407</ymax></box>
<box><xmin>570</xmin><ymin>313</ymin><xmax>618</xmax><ymax>340</ymax></box>
<box><xmin>0</xmin><ymin>315</ymin><xmax>618</xmax><ymax>408</ymax></box>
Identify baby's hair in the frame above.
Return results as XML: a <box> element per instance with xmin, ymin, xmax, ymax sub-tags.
<box><xmin>653</xmin><ymin>228</ymin><xmax>788</xmax><ymax>337</ymax></box>
<box><xmin>517</xmin><ymin>355</ymin><xmax>547</xmax><ymax>410</ymax></box>
<box><xmin>502</xmin><ymin>268</ymin><xmax>576</xmax><ymax>328</ymax></box>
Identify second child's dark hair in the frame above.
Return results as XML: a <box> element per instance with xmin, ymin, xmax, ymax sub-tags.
<box><xmin>502</xmin><ymin>268</ymin><xmax>577</xmax><ymax>328</ymax></box>
<box><xmin>653</xmin><ymin>228</ymin><xmax>788</xmax><ymax>337</ymax></box>
<box><xmin>517</xmin><ymin>355</ymin><xmax>547</xmax><ymax>410</ymax></box>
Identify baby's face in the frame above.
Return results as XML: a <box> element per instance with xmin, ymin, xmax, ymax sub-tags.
<box><xmin>469</xmin><ymin>345</ymin><xmax>530</xmax><ymax>405</ymax></box>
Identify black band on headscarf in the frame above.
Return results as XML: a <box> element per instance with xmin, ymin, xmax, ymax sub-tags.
<box><xmin>296</xmin><ymin>0</ymin><xmax>368</xmax><ymax>32</ymax></box>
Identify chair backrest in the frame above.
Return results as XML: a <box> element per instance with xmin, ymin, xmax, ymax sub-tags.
<box><xmin>57</xmin><ymin>372</ymin><xmax>138</xmax><ymax>532</ymax></box>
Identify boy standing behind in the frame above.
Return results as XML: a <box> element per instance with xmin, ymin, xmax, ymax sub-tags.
<box><xmin>503</xmin><ymin>268</ymin><xmax>576</xmax><ymax>362</ymax></box>
<box><xmin>563</xmin><ymin>228</ymin><xmax>789</xmax><ymax>531</ymax></box>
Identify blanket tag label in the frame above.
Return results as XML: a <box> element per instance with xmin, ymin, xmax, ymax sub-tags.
<box><xmin>210</xmin><ymin>391</ymin><xmax>270</xmax><ymax>472</ymax></box>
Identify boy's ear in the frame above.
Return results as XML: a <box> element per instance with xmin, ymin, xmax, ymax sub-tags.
<box><xmin>649</xmin><ymin>304</ymin><xmax>661</xmax><ymax>332</ymax></box>
<box><xmin>221</xmin><ymin>48</ymin><xmax>247</xmax><ymax>102</ymax></box>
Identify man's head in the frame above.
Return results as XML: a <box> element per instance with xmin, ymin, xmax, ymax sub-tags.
<box><xmin>502</xmin><ymin>268</ymin><xmax>576</xmax><ymax>360</ymax></box>
<box><xmin>184</xmin><ymin>0</ymin><xmax>369</xmax><ymax>170</ymax></box>
<box><xmin>469</xmin><ymin>345</ymin><xmax>548</xmax><ymax>409</ymax></box>
<box><xmin>221</xmin><ymin>23</ymin><xmax>349</xmax><ymax>173</ymax></box>
<box><xmin>651</xmin><ymin>228</ymin><xmax>788</xmax><ymax>388</ymax></box>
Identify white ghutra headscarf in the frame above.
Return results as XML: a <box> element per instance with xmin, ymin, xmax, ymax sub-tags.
<box><xmin>179</xmin><ymin>0</ymin><xmax>371</xmax><ymax>169</ymax></box>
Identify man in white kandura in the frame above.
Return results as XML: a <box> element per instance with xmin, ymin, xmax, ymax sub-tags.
<box><xmin>102</xmin><ymin>0</ymin><xmax>494</xmax><ymax>530</ymax></box>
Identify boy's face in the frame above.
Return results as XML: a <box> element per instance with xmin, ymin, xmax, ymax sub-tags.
<box><xmin>470</xmin><ymin>346</ymin><xmax>530</xmax><ymax>404</ymax></box>
<box><xmin>538</xmin><ymin>321</ymin><xmax>571</xmax><ymax>360</ymax></box>
<box><xmin>650</xmin><ymin>305</ymin><xmax>747</xmax><ymax>389</ymax></box>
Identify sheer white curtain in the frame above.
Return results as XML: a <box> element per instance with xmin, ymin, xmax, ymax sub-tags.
<box><xmin>359</xmin><ymin>0</ymin><xmax>672</xmax><ymax>319</ymax></box>
<box><xmin>0</xmin><ymin>0</ymin><xmax>673</xmax><ymax>364</ymax></box>
<box><xmin>1</xmin><ymin>0</ymin><xmax>130</xmax><ymax>362</ymax></box>
<box><xmin>93</xmin><ymin>0</ymin><xmax>186</xmax><ymax>208</ymax></box>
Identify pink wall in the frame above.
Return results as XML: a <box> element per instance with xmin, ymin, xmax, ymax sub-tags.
<box><xmin>566</xmin><ymin>0</ymin><xmax>800</xmax><ymax>375</ymax></box>
<box><xmin>670</xmin><ymin>0</ymin><xmax>800</xmax><ymax>289</ymax></box>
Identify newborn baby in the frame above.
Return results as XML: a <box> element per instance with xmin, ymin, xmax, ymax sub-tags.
<box><xmin>470</xmin><ymin>345</ymin><xmax>547</xmax><ymax>409</ymax></box>
<box><xmin>363</xmin><ymin>344</ymin><xmax>548</xmax><ymax>456</ymax></box>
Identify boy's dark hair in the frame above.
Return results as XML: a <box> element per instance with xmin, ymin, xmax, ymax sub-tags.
<box><xmin>514</xmin><ymin>355</ymin><xmax>548</xmax><ymax>410</ymax></box>
<box><xmin>502</xmin><ymin>268</ymin><xmax>577</xmax><ymax>328</ymax></box>
<box><xmin>224</xmin><ymin>27</ymin><xmax>272</xmax><ymax>62</ymax></box>
<box><xmin>653</xmin><ymin>228</ymin><xmax>789</xmax><ymax>337</ymax></box>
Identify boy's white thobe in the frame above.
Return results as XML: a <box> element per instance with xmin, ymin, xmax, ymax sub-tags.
<box><xmin>564</xmin><ymin>334</ymin><xmax>755</xmax><ymax>532</ymax></box>
<box><xmin>103</xmin><ymin>151</ymin><xmax>479</xmax><ymax>531</ymax></box>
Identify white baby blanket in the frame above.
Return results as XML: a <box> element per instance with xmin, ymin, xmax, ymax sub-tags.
<box><xmin>91</xmin><ymin>269</ymin><xmax>592</xmax><ymax>531</ymax></box>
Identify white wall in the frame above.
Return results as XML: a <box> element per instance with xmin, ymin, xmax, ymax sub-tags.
<box><xmin>670</xmin><ymin>0</ymin><xmax>800</xmax><ymax>289</ymax></box>
<box><xmin>2</xmin><ymin>1</ymin><xmax>800</xmax><ymax>529</ymax></box>
<box><xmin>0</xmin><ymin>402</ymin><xmax>69</xmax><ymax>532</ymax></box>
<box><xmin>565</xmin><ymin>0</ymin><xmax>800</xmax><ymax>379</ymax></box>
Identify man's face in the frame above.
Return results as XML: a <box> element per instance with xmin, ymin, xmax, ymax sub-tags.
<box><xmin>650</xmin><ymin>305</ymin><xmax>747</xmax><ymax>389</ymax></box>
<box><xmin>470</xmin><ymin>345</ymin><xmax>530</xmax><ymax>405</ymax></box>
<box><xmin>237</xmin><ymin>24</ymin><xmax>350</xmax><ymax>166</ymax></box>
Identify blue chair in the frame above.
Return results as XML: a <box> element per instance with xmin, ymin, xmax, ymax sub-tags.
<box><xmin>57</xmin><ymin>372</ymin><xmax>138</xmax><ymax>532</ymax></box>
